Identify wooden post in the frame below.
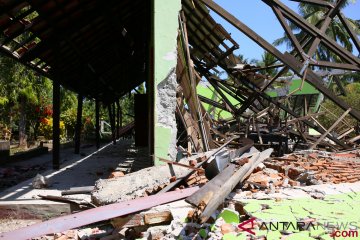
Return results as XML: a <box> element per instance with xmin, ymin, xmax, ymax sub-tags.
<box><xmin>95</xmin><ymin>99</ymin><xmax>100</xmax><ymax>149</ymax></box>
<box><xmin>310</xmin><ymin>108</ymin><xmax>351</xmax><ymax>150</ymax></box>
<box><xmin>116</xmin><ymin>100</ymin><xmax>120</xmax><ymax>139</ymax></box>
<box><xmin>74</xmin><ymin>94</ymin><xmax>83</xmax><ymax>154</ymax></box>
<box><xmin>52</xmin><ymin>81</ymin><xmax>61</xmax><ymax>170</ymax></box>
<box><xmin>112</xmin><ymin>102</ymin><xmax>116</xmax><ymax>144</ymax></box>
<box><xmin>108</xmin><ymin>104</ymin><xmax>116</xmax><ymax>145</ymax></box>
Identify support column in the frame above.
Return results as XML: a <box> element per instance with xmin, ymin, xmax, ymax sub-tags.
<box><xmin>74</xmin><ymin>94</ymin><xmax>83</xmax><ymax>154</ymax></box>
<box><xmin>112</xmin><ymin>102</ymin><xmax>116</xmax><ymax>144</ymax></box>
<box><xmin>116</xmin><ymin>100</ymin><xmax>120</xmax><ymax>139</ymax></box>
<box><xmin>108</xmin><ymin>104</ymin><xmax>116</xmax><ymax>145</ymax></box>
<box><xmin>152</xmin><ymin>0</ymin><xmax>182</xmax><ymax>165</ymax></box>
<box><xmin>95</xmin><ymin>99</ymin><xmax>100</xmax><ymax>149</ymax></box>
<box><xmin>52</xmin><ymin>81</ymin><xmax>60</xmax><ymax>170</ymax></box>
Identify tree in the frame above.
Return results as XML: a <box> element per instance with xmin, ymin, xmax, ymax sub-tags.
<box><xmin>0</xmin><ymin>56</ymin><xmax>52</xmax><ymax>148</ymax></box>
<box><xmin>274</xmin><ymin>1</ymin><xmax>360</xmax><ymax>61</ymax></box>
<box><xmin>318</xmin><ymin>82</ymin><xmax>360</xmax><ymax>133</ymax></box>
<box><xmin>253</xmin><ymin>51</ymin><xmax>279</xmax><ymax>77</ymax></box>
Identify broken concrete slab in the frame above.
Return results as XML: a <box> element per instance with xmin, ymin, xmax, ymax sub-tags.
<box><xmin>92</xmin><ymin>163</ymin><xmax>191</xmax><ymax>205</ymax></box>
<box><xmin>0</xmin><ymin>199</ymin><xmax>73</xmax><ymax>220</ymax></box>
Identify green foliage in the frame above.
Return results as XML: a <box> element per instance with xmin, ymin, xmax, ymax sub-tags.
<box><xmin>61</xmin><ymin>107</ymin><xmax>77</xmax><ymax>138</ymax></box>
<box><xmin>274</xmin><ymin>1</ymin><xmax>360</xmax><ymax>61</ymax></box>
<box><xmin>0</xmin><ymin>55</ymin><xmax>53</xmax><ymax>142</ymax></box>
<box><xmin>38</xmin><ymin>118</ymin><xmax>66</xmax><ymax>140</ymax></box>
<box><xmin>0</xmin><ymin>52</ymin><xmax>136</xmax><ymax>143</ymax></box>
<box><xmin>254</xmin><ymin>51</ymin><xmax>279</xmax><ymax>77</ymax></box>
<box><xmin>318</xmin><ymin>83</ymin><xmax>360</xmax><ymax>132</ymax></box>
<box><xmin>119</xmin><ymin>93</ymin><xmax>135</xmax><ymax>126</ymax></box>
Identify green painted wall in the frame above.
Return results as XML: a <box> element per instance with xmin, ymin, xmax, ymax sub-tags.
<box><xmin>267</xmin><ymin>79</ymin><xmax>319</xmax><ymax>97</ymax></box>
<box><xmin>197</xmin><ymin>83</ymin><xmax>239</xmax><ymax>120</ymax></box>
<box><xmin>153</xmin><ymin>0</ymin><xmax>181</xmax><ymax>165</ymax></box>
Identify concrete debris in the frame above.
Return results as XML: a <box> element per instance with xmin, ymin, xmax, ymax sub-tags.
<box><xmin>91</xmin><ymin>162</ymin><xmax>190</xmax><ymax>205</ymax></box>
<box><xmin>3</xmin><ymin>144</ymin><xmax>360</xmax><ymax>240</ymax></box>
<box><xmin>32</xmin><ymin>174</ymin><xmax>49</xmax><ymax>189</ymax></box>
<box><xmin>108</xmin><ymin>171</ymin><xmax>125</xmax><ymax>179</ymax></box>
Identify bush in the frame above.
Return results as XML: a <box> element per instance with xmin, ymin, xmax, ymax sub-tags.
<box><xmin>318</xmin><ymin>83</ymin><xmax>360</xmax><ymax>134</ymax></box>
<box><xmin>38</xmin><ymin>117</ymin><xmax>65</xmax><ymax>140</ymax></box>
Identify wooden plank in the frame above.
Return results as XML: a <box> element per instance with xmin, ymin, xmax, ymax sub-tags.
<box><xmin>309</xmin><ymin>108</ymin><xmax>351</xmax><ymax>149</ymax></box>
<box><xmin>112</xmin><ymin>214</ymin><xmax>144</xmax><ymax>228</ymax></box>
<box><xmin>158</xmin><ymin>157</ymin><xmax>201</xmax><ymax>171</ymax></box>
<box><xmin>187</xmin><ymin>148</ymin><xmax>273</xmax><ymax>223</ymax></box>
<box><xmin>1</xmin><ymin>187</ymin><xmax>199</xmax><ymax>240</ymax></box>
<box><xmin>144</xmin><ymin>211</ymin><xmax>173</xmax><ymax>225</ymax></box>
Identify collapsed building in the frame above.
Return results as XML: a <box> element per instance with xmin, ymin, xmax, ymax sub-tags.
<box><xmin>0</xmin><ymin>0</ymin><xmax>360</xmax><ymax>239</ymax></box>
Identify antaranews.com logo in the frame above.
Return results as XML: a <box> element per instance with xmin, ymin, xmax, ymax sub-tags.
<box><xmin>237</xmin><ymin>218</ymin><xmax>359</xmax><ymax>238</ymax></box>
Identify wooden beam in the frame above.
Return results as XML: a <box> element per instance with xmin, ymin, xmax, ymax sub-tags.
<box><xmin>74</xmin><ymin>94</ymin><xmax>83</xmax><ymax>154</ymax></box>
<box><xmin>95</xmin><ymin>99</ymin><xmax>100</xmax><ymax>149</ymax></box>
<box><xmin>108</xmin><ymin>104</ymin><xmax>116</xmax><ymax>145</ymax></box>
<box><xmin>197</xmin><ymin>0</ymin><xmax>360</xmax><ymax>123</ymax></box>
<box><xmin>289</xmin><ymin>0</ymin><xmax>334</xmax><ymax>8</ymax></box>
<box><xmin>116</xmin><ymin>100</ymin><xmax>121</xmax><ymax>139</ymax></box>
<box><xmin>52</xmin><ymin>81</ymin><xmax>60</xmax><ymax>170</ymax></box>
<box><xmin>309</xmin><ymin>108</ymin><xmax>351</xmax><ymax>149</ymax></box>
<box><xmin>186</xmin><ymin>149</ymin><xmax>273</xmax><ymax>223</ymax></box>
<box><xmin>337</xmin><ymin>12</ymin><xmax>360</xmax><ymax>54</ymax></box>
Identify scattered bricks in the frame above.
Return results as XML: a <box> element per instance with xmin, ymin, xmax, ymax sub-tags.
<box><xmin>189</xmin><ymin>160</ymin><xmax>197</xmax><ymax>167</ymax></box>
<box><xmin>187</xmin><ymin>210</ymin><xmax>195</xmax><ymax>219</ymax></box>
<box><xmin>108</xmin><ymin>171</ymin><xmax>125</xmax><ymax>179</ymax></box>
<box><xmin>198</xmin><ymin>177</ymin><xmax>208</xmax><ymax>184</ymax></box>
<box><xmin>310</xmin><ymin>162</ymin><xmax>326</xmax><ymax>167</ymax></box>
<box><xmin>331</xmin><ymin>165</ymin><xmax>348</xmax><ymax>168</ymax></box>
<box><xmin>288</xmin><ymin>168</ymin><xmax>302</xmax><ymax>179</ymax></box>
<box><xmin>197</xmin><ymin>168</ymin><xmax>205</xmax><ymax>175</ymax></box>
<box><xmin>196</xmin><ymin>155</ymin><xmax>207</xmax><ymax>162</ymax></box>
<box><xmin>304</xmin><ymin>166</ymin><xmax>318</xmax><ymax>171</ymax></box>
<box><xmin>145</xmin><ymin>189</ymin><xmax>153</xmax><ymax>195</ymax></box>
<box><xmin>273</xmin><ymin>180</ymin><xmax>283</xmax><ymax>187</ymax></box>
<box><xmin>221</xmin><ymin>223</ymin><xmax>235</xmax><ymax>235</ymax></box>
<box><xmin>236</xmin><ymin>157</ymin><xmax>249</xmax><ymax>166</ymax></box>
<box><xmin>187</xmin><ymin>175</ymin><xmax>206</xmax><ymax>186</ymax></box>
<box><xmin>308</xmin><ymin>153</ymin><xmax>318</xmax><ymax>159</ymax></box>
<box><xmin>288</xmin><ymin>179</ymin><xmax>300</xmax><ymax>187</ymax></box>
<box><xmin>334</xmin><ymin>153</ymin><xmax>357</xmax><ymax>158</ymax></box>
<box><xmin>346</xmin><ymin>176</ymin><xmax>359</xmax><ymax>181</ymax></box>
<box><xmin>260</xmin><ymin>181</ymin><xmax>269</xmax><ymax>187</ymax></box>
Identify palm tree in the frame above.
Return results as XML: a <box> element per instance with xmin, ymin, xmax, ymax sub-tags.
<box><xmin>274</xmin><ymin>1</ymin><xmax>360</xmax><ymax>61</ymax></box>
<box><xmin>253</xmin><ymin>51</ymin><xmax>279</xmax><ymax>77</ymax></box>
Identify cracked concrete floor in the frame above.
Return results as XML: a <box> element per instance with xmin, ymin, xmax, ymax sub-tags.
<box><xmin>0</xmin><ymin>139</ymin><xmax>150</xmax><ymax>201</ymax></box>
<box><xmin>219</xmin><ymin>182</ymin><xmax>360</xmax><ymax>240</ymax></box>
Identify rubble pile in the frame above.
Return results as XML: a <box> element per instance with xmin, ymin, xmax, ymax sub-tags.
<box><xmin>1</xmin><ymin>0</ymin><xmax>360</xmax><ymax>238</ymax></box>
<box><xmin>264</xmin><ymin>150</ymin><xmax>360</xmax><ymax>185</ymax></box>
<box><xmin>2</xmin><ymin>143</ymin><xmax>360</xmax><ymax>240</ymax></box>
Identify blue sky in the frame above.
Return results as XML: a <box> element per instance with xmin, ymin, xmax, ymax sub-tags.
<box><xmin>211</xmin><ymin>0</ymin><xmax>360</xmax><ymax>61</ymax></box>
